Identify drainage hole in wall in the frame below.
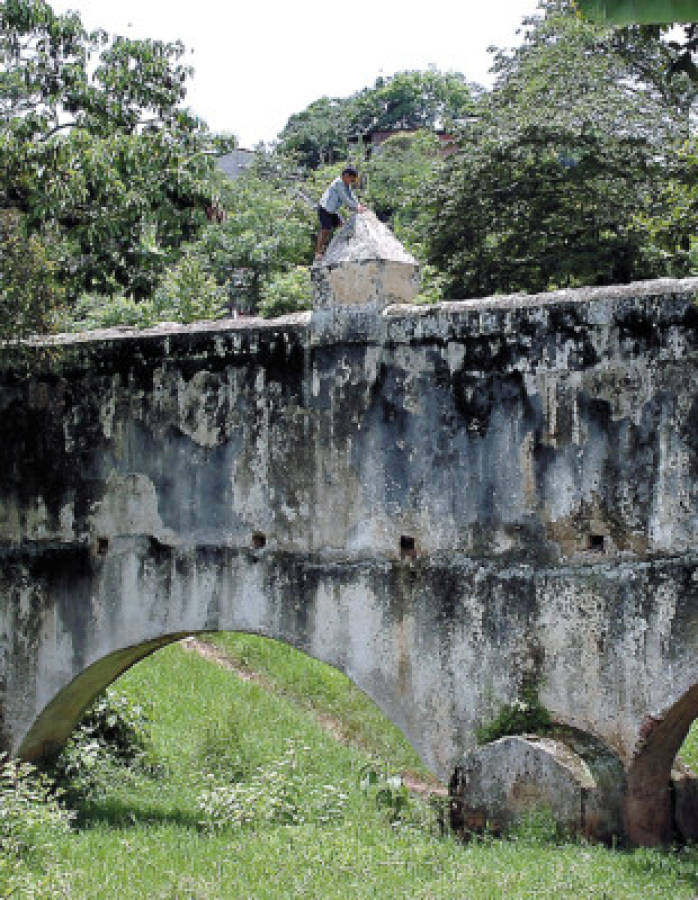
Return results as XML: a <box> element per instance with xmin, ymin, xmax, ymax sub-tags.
<box><xmin>400</xmin><ymin>535</ymin><xmax>416</xmax><ymax>560</ymax></box>
<box><xmin>252</xmin><ymin>532</ymin><xmax>267</xmax><ymax>550</ymax></box>
<box><xmin>588</xmin><ymin>534</ymin><xmax>605</xmax><ymax>552</ymax></box>
<box><xmin>97</xmin><ymin>538</ymin><xmax>109</xmax><ymax>556</ymax></box>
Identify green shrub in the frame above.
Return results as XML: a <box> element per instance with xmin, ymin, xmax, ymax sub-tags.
<box><xmin>359</xmin><ymin>765</ymin><xmax>410</xmax><ymax>823</ymax></box>
<box><xmin>0</xmin><ymin>208</ymin><xmax>65</xmax><ymax>343</ymax></box>
<box><xmin>51</xmin><ymin>689</ymin><xmax>160</xmax><ymax>800</ymax></box>
<box><xmin>66</xmin><ymin>252</ymin><xmax>224</xmax><ymax>332</ymax></box>
<box><xmin>476</xmin><ymin>685</ymin><xmax>553</xmax><ymax>744</ymax></box>
<box><xmin>153</xmin><ymin>252</ymin><xmax>224</xmax><ymax>323</ymax></box>
<box><xmin>198</xmin><ymin>740</ymin><xmax>348</xmax><ymax>830</ymax></box>
<box><xmin>0</xmin><ymin>754</ymin><xmax>73</xmax><ymax>863</ymax></box>
<box><xmin>67</xmin><ymin>293</ymin><xmax>160</xmax><ymax>330</ymax></box>
<box><xmin>258</xmin><ymin>265</ymin><xmax>311</xmax><ymax>318</ymax></box>
<box><xmin>414</xmin><ymin>263</ymin><xmax>447</xmax><ymax>305</ymax></box>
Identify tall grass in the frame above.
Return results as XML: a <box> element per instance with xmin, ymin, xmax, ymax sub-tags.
<box><xmin>6</xmin><ymin>635</ymin><xmax>698</xmax><ymax>899</ymax></box>
<box><xmin>204</xmin><ymin>631</ymin><xmax>431</xmax><ymax>776</ymax></box>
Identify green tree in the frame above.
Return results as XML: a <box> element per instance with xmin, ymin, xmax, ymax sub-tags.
<box><xmin>635</xmin><ymin>136</ymin><xmax>698</xmax><ymax>271</ymax></box>
<box><xmin>362</xmin><ymin>130</ymin><xmax>443</xmax><ymax>254</ymax></box>
<box><xmin>275</xmin><ymin>97</ymin><xmax>351</xmax><ymax>169</ymax></box>
<box><xmin>0</xmin><ymin>0</ymin><xmax>232</xmax><ymax>304</ymax></box>
<box><xmin>0</xmin><ymin>207</ymin><xmax>63</xmax><ymax>343</ymax></box>
<box><xmin>577</xmin><ymin>2</ymin><xmax>698</xmax><ymax>95</ymax></box>
<box><xmin>277</xmin><ymin>69</ymin><xmax>476</xmax><ymax>170</ymax></box>
<box><xmin>577</xmin><ymin>0</ymin><xmax>698</xmax><ymax>24</ymax></box>
<box><xmin>428</xmin><ymin>0</ymin><xmax>694</xmax><ymax>297</ymax></box>
<box><xmin>430</xmin><ymin>124</ymin><xmax>669</xmax><ymax>296</ymax></box>
<box><xmin>350</xmin><ymin>69</ymin><xmax>476</xmax><ymax>135</ymax></box>
<box><xmin>487</xmin><ymin>0</ymin><xmax>688</xmax><ymax>140</ymax></box>
<box><xmin>167</xmin><ymin>155</ymin><xmax>315</xmax><ymax>314</ymax></box>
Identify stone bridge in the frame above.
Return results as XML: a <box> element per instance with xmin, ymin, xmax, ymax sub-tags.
<box><xmin>0</xmin><ymin>219</ymin><xmax>696</xmax><ymax>846</ymax></box>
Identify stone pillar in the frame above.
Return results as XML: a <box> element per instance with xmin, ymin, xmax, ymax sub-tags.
<box><xmin>311</xmin><ymin>211</ymin><xmax>420</xmax><ymax>310</ymax></box>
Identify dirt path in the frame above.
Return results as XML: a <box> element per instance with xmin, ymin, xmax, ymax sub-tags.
<box><xmin>179</xmin><ymin>636</ymin><xmax>447</xmax><ymax>799</ymax></box>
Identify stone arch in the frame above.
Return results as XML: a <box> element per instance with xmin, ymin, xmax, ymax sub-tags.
<box><xmin>12</xmin><ymin>586</ymin><xmax>430</xmax><ymax>777</ymax></box>
<box><xmin>624</xmin><ymin>683</ymin><xmax>698</xmax><ymax>846</ymax></box>
<box><xmin>16</xmin><ymin>629</ymin><xmax>423</xmax><ymax>769</ymax></box>
<box><xmin>18</xmin><ymin>634</ymin><xmax>188</xmax><ymax>762</ymax></box>
<box><xmin>4</xmin><ymin>537</ymin><xmax>436</xmax><ymax>770</ymax></box>
<box><xmin>4</xmin><ymin>537</ymin><xmax>521</xmax><ymax>783</ymax></box>
<box><xmin>17</xmin><ymin>627</ymin><xmax>426</xmax><ymax>770</ymax></box>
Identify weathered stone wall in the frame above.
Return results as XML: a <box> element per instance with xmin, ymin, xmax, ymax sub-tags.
<box><xmin>0</xmin><ymin>276</ymin><xmax>697</xmax><ymax>844</ymax></box>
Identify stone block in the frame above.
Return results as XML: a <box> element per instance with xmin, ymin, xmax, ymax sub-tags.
<box><xmin>450</xmin><ymin>733</ymin><xmax>626</xmax><ymax>843</ymax></box>
<box><xmin>312</xmin><ymin>211</ymin><xmax>420</xmax><ymax>309</ymax></box>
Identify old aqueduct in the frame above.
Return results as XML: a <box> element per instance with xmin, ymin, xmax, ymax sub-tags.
<box><xmin>0</xmin><ymin>214</ymin><xmax>696</xmax><ymax>847</ymax></box>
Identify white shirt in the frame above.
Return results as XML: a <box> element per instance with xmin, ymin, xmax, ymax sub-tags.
<box><xmin>319</xmin><ymin>177</ymin><xmax>359</xmax><ymax>214</ymax></box>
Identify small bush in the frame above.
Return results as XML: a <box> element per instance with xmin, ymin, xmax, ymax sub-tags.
<box><xmin>359</xmin><ymin>765</ymin><xmax>410</xmax><ymax>823</ymax></box>
<box><xmin>358</xmin><ymin>764</ymin><xmax>443</xmax><ymax>834</ymax></box>
<box><xmin>476</xmin><ymin>685</ymin><xmax>553</xmax><ymax>744</ymax></box>
<box><xmin>258</xmin><ymin>266</ymin><xmax>311</xmax><ymax>318</ymax></box>
<box><xmin>0</xmin><ymin>755</ymin><xmax>73</xmax><ymax>863</ymax></box>
<box><xmin>198</xmin><ymin>740</ymin><xmax>348</xmax><ymax>830</ymax></box>
<box><xmin>67</xmin><ymin>293</ymin><xmax>160</xmax><ymax>330</ymax></box>
<box><xmin>153</xmin><ymin>252</ymin><xmax>224</xmax><ymax>323</ymax></box>
<box><xmin>51</xmin><ymin>689</ymin><xmax>160</xmax><ymax>800</ymax></box>
<box><xmin>66</xmin><ymin>252</ymin><xmax>224</xmax><ymax>332</ymax></box>
<box><xmin>413</xmin><ymin>263</ymin><xmax>447</xmax><ymax>305</ymax></box>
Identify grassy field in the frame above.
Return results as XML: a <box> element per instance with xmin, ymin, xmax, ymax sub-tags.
<box><xmin>5</xmin><ymin>634</ymin><xmax>698</xmax><ymax>899</ymax></box>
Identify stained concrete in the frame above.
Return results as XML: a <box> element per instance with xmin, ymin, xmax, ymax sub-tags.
<box><xmin>0</xmin><ymin>270</ymin><xmax>697</xmax><ymax>846</ymax></box>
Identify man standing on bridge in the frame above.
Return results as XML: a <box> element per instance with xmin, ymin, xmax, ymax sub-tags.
<box><xmin>315</xmin><ymin>166</ymin><xmax>367</xmax><ymax>259</ymax></box>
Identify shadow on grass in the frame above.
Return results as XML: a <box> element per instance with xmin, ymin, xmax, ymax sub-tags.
<box><xmin>72</xmin><ymin>796</ymin><xmax>201</xmax><ymax>831</ymax></box>
<box><xmin>623</xmin><ymin>843</ymin><xmax>698</xmax><ymax>879</ymax></box>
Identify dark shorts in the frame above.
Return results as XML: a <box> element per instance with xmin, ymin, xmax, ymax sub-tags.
<box><xmin>317</xmin><ymin>206</ymin><xmax>341</xmax><ymax>230</ymax></box>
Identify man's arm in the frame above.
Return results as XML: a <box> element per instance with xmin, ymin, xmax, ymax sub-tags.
<box><xmin>341</xmin><ymin>181</ymin><xmax>367</xmax><ymax>213</ymax></box>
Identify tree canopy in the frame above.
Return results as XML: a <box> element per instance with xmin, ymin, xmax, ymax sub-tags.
<box><xmin>427</xmin><ymin>0</ymin><xmax>697</xmax><ymax>297</ymax></box>
<box><xmin>0</xmin><ymin>0</ymin><xmax>232</xmax><ymax>321</ymax></box>
<box><xmin>3</xmin><ymin>0</ymin><xmax>698</xmax><ymax>337</ymax></box>
<box><xmin>277</xmin><ymin>69</ymin><xmax>477</xmax><ymax>169</ymax></box>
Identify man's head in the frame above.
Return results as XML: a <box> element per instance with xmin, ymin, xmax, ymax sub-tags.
<box><xmin>341</xmin><ymin>166</ymin><xmax>359</xmax><ymax>185</ymax></box>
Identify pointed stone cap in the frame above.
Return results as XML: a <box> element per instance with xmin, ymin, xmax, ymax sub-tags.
<box><xmin>312</xmin><ymin>211</ymin><xmax>420</xmax><ymax>309</ymax></box>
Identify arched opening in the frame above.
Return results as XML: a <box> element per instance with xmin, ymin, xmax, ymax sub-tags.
<box><xmin>19</xmin><ymin>633</ymin><xmax>190</xmax><ymax>763</ymax></box>
<box><xmin>19</xmin><ymin>631</ymin><xmax>432</xmax><ymax>788</ymax></box>
<box><xmin>625</xmin><ymin>684</ymin><xmax>698</xmax><ymax>846</ymax></box>
<box><xmin>20</xmin><ymin>630</ymin><xmax>443</xmax><ymax>853</ymax></box>
<box><xmin>674</xmin><ymin>701</ymin><xmax>698</xmax><ymax>844</ymax></box>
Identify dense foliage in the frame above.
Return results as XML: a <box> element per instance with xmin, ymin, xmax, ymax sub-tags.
<box><xmin>0</xmin><ymin>0</ymin><xmax>231</xmax><ymax>337</ymax></box>
<box><xmin>50</xmin><ymin>688</ymin><xmax>159</xmax><ymax>802</ymax></box>
<box><xmin>277</xmin><ymin>70</ymin><xmax>477</xmax><ymax>169</ymax></box>
<box><xmin>578</xmin><ymin>0</ymin><xmax>698</xmax><ymax>26</ymax></box>
<box><xmin>2</xmin><ymin>0</ymin><xmax>698</xmax><ymax>335</ymax></box>
<box><xmin>476</xmin><ymin>686</ymin><xmax>553</xmax><ymax>744</ymax></box>
<box><xmin>428</xmin><ymin>0</ymin><xmax>698</xmax><ymax>297</ymax></box>
<box><xmin>0</xmin><ymin>207</ymin><xmax>63</xmax><ymax>342</ymax></box>
<box><xmin>0</xmin><ymin>754</ymin><xmax>74</xmax><ymax>895</ymax></box>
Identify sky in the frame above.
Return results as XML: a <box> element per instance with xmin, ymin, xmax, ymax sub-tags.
<box><xmin>49</xmin><ymin>0</ymin><xmax>543</xmax><ymax>148</ymax></box>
